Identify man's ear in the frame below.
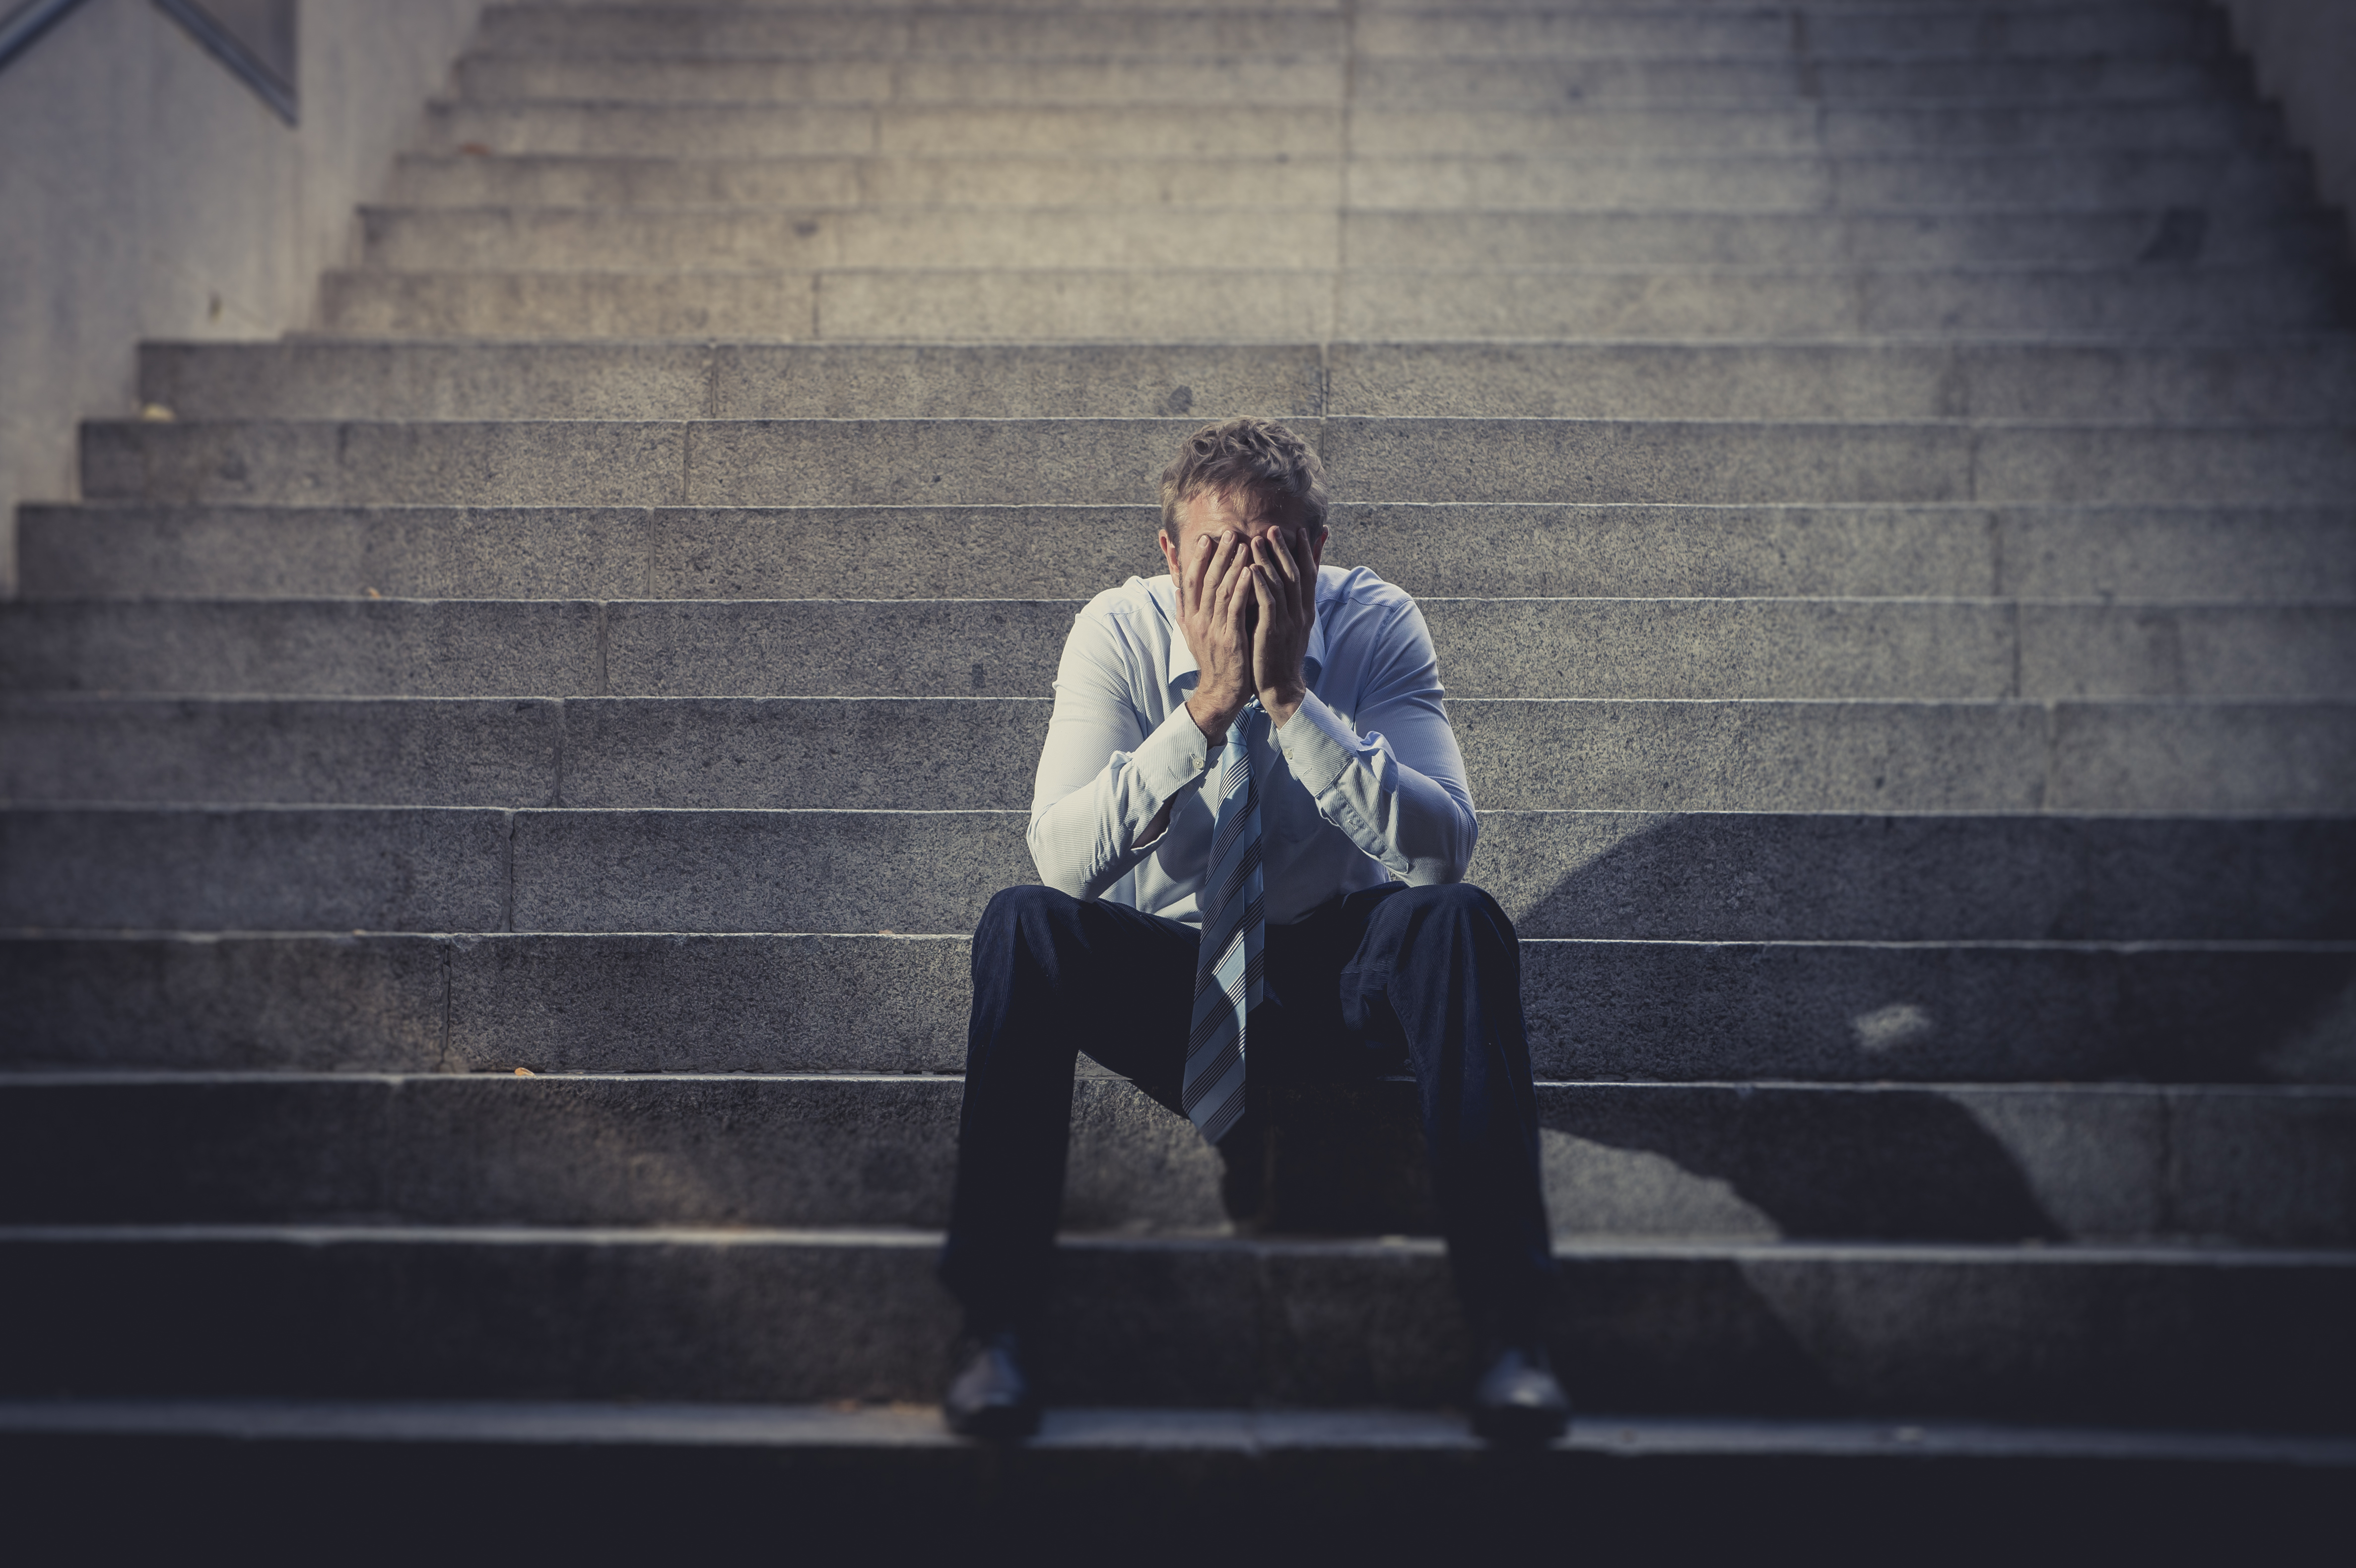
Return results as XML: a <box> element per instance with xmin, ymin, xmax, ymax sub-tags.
<box><xmin>1308</xmin><ymin>526</ymin><xmax>1329</xmax><ymax>570</ymax></box>
<box><xmin>1158</xmin><ymin>529</ymin><xmax>1182</xmax><ymax>576</ymax></box>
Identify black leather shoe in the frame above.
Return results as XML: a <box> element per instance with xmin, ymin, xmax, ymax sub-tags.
<box><xmin>943</xmin><ymin>1330</ymin><xmax>1040</xmax><ymax>1441</ymax></box>
<box><xmin>1470</xmin><ymin>1343</ymin><xmax>1569</xmax><ymax>1445</ymax></box>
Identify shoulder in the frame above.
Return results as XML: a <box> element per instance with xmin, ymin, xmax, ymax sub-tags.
<box><xmin>1063</xmin><ymin>575</ymin><xmax>1175</xmax><ymax>662</ymax></box>
<box><xmin>1317</xmin><ymin>564</ymin><xmax>1421</xmax><ymax>627</ymax></box>
<box><xmin>1076</xmin><ymin>575</ymin><xmax>1175</xmax><ymax>633</ymax></box>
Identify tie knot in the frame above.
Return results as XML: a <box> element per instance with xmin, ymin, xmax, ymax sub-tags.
<box><xmin>1227</xmin><ymin>698</ymin><xmax>1263</xmax><ymax>750</ymax></box>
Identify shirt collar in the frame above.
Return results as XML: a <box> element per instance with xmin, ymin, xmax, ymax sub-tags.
<box><xmin>1154</xmin><ymin>571</ymin><xmax>1328</xmax><ymax>694</ymax></box>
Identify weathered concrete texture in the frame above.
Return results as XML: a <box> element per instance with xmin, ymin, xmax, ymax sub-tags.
<box><xmin>426</xmin><ymin>101</ymin><xmax>1346</xmax><ymax>157</ymax></box>
<box><xmin>359</xmin><ymin>205</ymin><xmax>1343</xmax><ymax>273</ymax></box>
<box><xmin>1475</xmin><ymin>812</ymin><xmax>2356</xmax><ymax>942</ymax></box>
<box><xmin>319</xmin><ymin>270</ymin><xmax>817</xmax><ymax>339</ymax></box>
<box><xmin>1355</xmin><ymin>5</ymin><xmax>2225</xmax><ymax>58</ymax></box>
<box><xmin>1334</xmin><ymin>267</ymin><xmax>2341</xmax><ymax>339</ymax></box>
<box><xmin>131</xmin><ymin>338</ymin><xmax>2356</xmax><ymax>425</ymax></box>
<box><xmin>1338</xmin><ymin>151</ymin><xmax>2312</xmax><ymax>213</ymax></box>
<box><xmin>0</xmin><ymin>697</ymin><xmax>567</xmax><ymax>808</ymax></box>
<box><xmin>553</xmin><ymin>697</ymin><xmax>1053</xmax><ymax>807</ymax></box>
<box><xmin>142</xmin><ymin>342</ymin><xmax>1321</xmax><ymax>422</ymax></box>
<box><xmin>24</xmin><ymin>502</ymin><xmax>2355</xmax><ymax>604</ymax></box>
<box><xmin>5</xmin><ymin>1073</ymin><xmax>2346</xmax><ymax>1246</ymax></box>
<box><xmin>0</xmin><ymin>807</ymin><xmax>514</xmax><ymax>933</ymax></box>
<box><xmin>0</xmin><ymin>1227</ymin><xmax>2348</xmax><ymax>1425</ymax></box>
<box><xmin>8</xmin><ymin>931</ymin><xmax>2349</xmax><ymax>1086</ymax></box>
<box><xmin>0</xmin><ymin>935</ymin><xmax>453</xmax><ymax>1073</ymax></box>
<box><xmin>33</xmin><ymin>596</ymin><xmax>2343</xmax><ymax>703</ymax></box>
<box><xmin>601</xmin><ymin>600</ymin><xmax>1074</xmax><ymax>696</ymax></box>
<box><xmin>0</xmin><ymin>599</ymin><xmax>605</xmax><ymax>697</ymax></box>
<box><xmin>12</xmin><ymin>695</ymin><xmax>2345</xmax><ymax>813</ymax></box>
<box><xmin>7</xmin><ymin>806</ymin><xmax>2350</xmax><ymax>941</ymax></box>
<box><xmin>79</xmin><ymin>417</ymin><xmax>2356</xmax><ymax>509</ymax></box>
<box><xmin>392</xmin><ymin>151</ymin><xmax>1347</xmax><ymax>208</ymax></box>
<box><xmin>442</xmin><ymin>932</ymin><xmax>975</xmax><ymax>1073</ymax></box>
<box><xmin>1319</xmin><ymin>418</ymin><xmax>2356</xmax><ymax>507</ymax></box>
<box><xmin>1346</xmin><ymin>101</ymin><xmax>2270</xmax><ymax>157</ymax></box>
<box><xmin>1326</xmin><ymin>342</ymin><xmax>2356</xmax><ymax>423</ymax></box>
<box><xmin>80</xmin><ymin>419</ymin><xmax>693</xmax><ymax>508</ymax></box>
<box><xmin>474</xmin><ymin>5</ymin><xmax>1344</xmax><ymax>55</ymax></box>
<box><xmin>1521</xmin><ymin>941</ymin><xmax>2356</xmax><ymax>1086</ymax></box>
<box><xmin>1454</xmin><ymin>699</ymin><xmax>2356</xmax><ymax>814</ymax></box>
<box><xmin>1338</xmin><ymin>208</ymin><xmax>2339</xmax><ymax>269</ymax></box>
<box><xmin>502</xmin><ymin>808</ymin><xmax>1036</xmax><ymax>932</ymax></box>
<box><xmin>1353</xmin><ymin>54</ymin><xmax>2234</xmax><ymax>107</ymax></box>
<box><xmin>448</xmin><ymin>49</ymin><xmax>1352</xmax><ymax>108</ymax></box>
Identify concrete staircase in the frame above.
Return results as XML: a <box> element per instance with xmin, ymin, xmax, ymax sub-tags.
<box><xmin>4</xmin><ymin>0</ymin><xmax>2354</xmax><ymax>1541</ymax></box>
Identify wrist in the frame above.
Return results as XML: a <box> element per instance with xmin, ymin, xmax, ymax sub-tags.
<box><xmin>1187</xmin><ymin>691</ymin><xmax>1245</xmax><ymax>741</ymax></box>
<box><xmin>1261</xmin><ymin>680</ymin><xmax>1308</xmax><ymax>727</ymax></box>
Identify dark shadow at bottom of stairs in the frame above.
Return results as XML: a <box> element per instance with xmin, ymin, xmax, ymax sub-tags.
<box><xmin>10</xmin><ymin>1424</ymin><xmax>2348</xmax><ymax>1565</ymax></box>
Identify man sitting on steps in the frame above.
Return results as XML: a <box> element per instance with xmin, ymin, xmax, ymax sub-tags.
<box><xmin>939</xmin><ymin>416</ymin><xmax>1568</xmax><ymax>1444</ymax></box>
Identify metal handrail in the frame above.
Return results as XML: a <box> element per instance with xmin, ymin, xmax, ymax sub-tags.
<box><xmin>0</xmin><ymin>0</ymin><xmax>294</xmax><ymax>124</ymax></box>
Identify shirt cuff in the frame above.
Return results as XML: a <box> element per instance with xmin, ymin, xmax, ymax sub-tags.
<box><xmin>1274</xmin><ymin>689</ymin><xmax>1363</xmax><ymax>797</ymax></box>
<box><xmin>1134</xmin><ymin>703</ymin><xmax>1220</xmax><ymax>805</ymax></box>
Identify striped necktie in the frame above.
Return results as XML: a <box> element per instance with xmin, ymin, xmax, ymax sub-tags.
<box><xmin>1185</xmin><ymin>700</ymin><xmax>1264</xmax><ymax>1145</ymax></box>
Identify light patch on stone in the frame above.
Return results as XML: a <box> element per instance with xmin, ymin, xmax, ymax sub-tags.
<box><xmin>1851</xmin><ymin>1001</ymin><xmax>1936</xmax><ymax>1055</ymax></box>
<box><xmin>1541</xmin><ymin>1130</ymin><xmax>1778</xmax><ymax>1239</ymax></box>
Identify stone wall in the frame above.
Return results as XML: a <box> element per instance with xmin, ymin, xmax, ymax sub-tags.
<box><xmin>2219</xmin><ymin>0</ymin><xmax>2356</xmax><ymax>243</ymax></box>
<box><xmin>0</xmin><ymin>0</ymin><xmax>484</xmax><ymax>592</ymax></box>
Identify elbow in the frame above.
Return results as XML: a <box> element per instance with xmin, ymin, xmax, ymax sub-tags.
<box><xmin>1407</xmin><ymin>805</ymin><xmax>1477</xmax><ymax>886</ymax></box>
<box><xmin>1025</xmin><ymin>823</ymin><xmax>1089</xmax><ymax>899</ymax></box>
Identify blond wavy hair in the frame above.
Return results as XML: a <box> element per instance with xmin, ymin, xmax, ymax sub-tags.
<box><xmin>1157</xmin><ymin>416</ymin><xmax>1329</xmax><ymax>541</ymax></box>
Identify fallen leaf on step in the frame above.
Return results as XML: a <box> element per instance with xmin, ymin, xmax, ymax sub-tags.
<box><xmin>364</xmin><ymin>588</ymin><xmax>382</xmax><ymax>598</ymax></box>
<box><xmin>458</xmin><ymin>142</ymin><xmax>492</xmax><ymax>156</ymax></box>
<box><xmin>514</xmin><ymin>1067</ymin><xmax>534</xmax><ymax>1076</ymax></box>
<box><xmin>138</xmin><ymin>403</ymin><xmax>175</xmax><ymax>422</ymax></box>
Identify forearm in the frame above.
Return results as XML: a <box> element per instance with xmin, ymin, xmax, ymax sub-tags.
<box><xmin>1279</xmin><ymin>690</ymin><xmax>1478</xmax><ymax>884</ymax></box>
<box><xmin>1027</xmin><ymin>707</ymin><xmax>1215</xmax><ymax>898</ymax></box>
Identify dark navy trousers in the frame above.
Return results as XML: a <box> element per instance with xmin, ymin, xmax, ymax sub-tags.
<box><xmin>938</xmin><ymin>880</ymin><xmax>1556</xmax><ymax>1339</ymax></box>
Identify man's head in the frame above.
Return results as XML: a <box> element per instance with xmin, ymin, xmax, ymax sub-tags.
<box><xmin>1156</xmin><ymin>416</ymin><xmax>1330</xmax><ymax>581</ymax></box>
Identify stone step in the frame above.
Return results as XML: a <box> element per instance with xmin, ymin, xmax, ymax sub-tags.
<box><xmin>23</xmin><ymin>1397</ymin><xmax>2356</xmax><ymax>1559</ymax></box>
<box><xmin>1345</xmin><ymin>101</ymin><xmax>2277</xmax><ymax>155</ymax></box>
<box><xmin>474</xmin><ymin>5</ymin><xmax>1346</xmax><ymax>56</ymax></box>
<box><xmin>4</xmin><ymin>1072</ymin><xmax>2347</xmax><ymax>1246</ymax></box>
<box><xmin>420</xmin><ymin>99</ymin><xmax>2277</xmax><ymax>158</ymax></box>
<box><xmin>4</xmin><ymin>1400</ymin><xmax>2347</xmax><ymax>1562</ymax></box>
<box><xmin>1</xmin><ymin>806</ymin><xmax>2347</xmax><ymax>940</ymax></box>
<box><xmin>445</xmin><ymin>51</ymin><xmax>2237</xmax><ymax>107</ymax></box>
<box><xmin>450</xmin><ymin>49</ymin><xmax>1354</xmax><ymax>106</ymax></box>
<box><xmin>1353</xmin><ymin>53</ymin><xmax>2236</xmax><ymax>105</ymax></box>
<box><xmin>464</xmin><ymin>4</ymin><xmax>2220</xmax><ymax>62</ymax></box>
<box><xmin>130</xmin><ymin>341</ymin><xmax>2356</xmax><ymax>425</ymax></box>
<box><xmin>7</xmin><ymin>929</ymin><xmax>2348</xmax><ymax>1083</ymax></box>
<box><xmin>350</xmin><ymin>204</ymin><xmax>2335</xmax><ymax>273</ymax></box>
<box><xmin>406</xmin><ymin>111</ymin><xmax>2305</xmax><ymax>213</ymax></box>
<box><xmin>7</xmin><ymin>695</ymin><xmax>2349</xmax><ymax>814</ymax></box>
<box><xmin>10</xmin><ymin>597</ymin><xmax>2354</xmax><ymax>703</ymax></box>
<box><xmin>423</xmin><ymin>101</ymin><xmax>1347</xmax><ymax>157</ymax></box>
<box><xmin>312</xmin><ymin>264</ymin><xmax>2349</xmax><ymax>341</ymax></box>
<box><xmin>1</xmin><ymin>1225</ymin><xmax>2347</xmax><ymax>1425</ymax></box>
<box><xmin>77</xmin><ymin>417</ymin><xmax>2356</xmax><ymax>509</ymax></box>
<box><xmin>1337</xmin><ymin>267</ymin><xmax>2343</xmax><ymax>340</ymax></box>
<box><xmin>1355</xmin><ymin>5</ymin><xmax>2226</xmax><ymax>60</ymax></box>
<box><xmin>23</xmin><ymin>501</ymin><xmax>2356</xmax><ymax>605</ymax></box>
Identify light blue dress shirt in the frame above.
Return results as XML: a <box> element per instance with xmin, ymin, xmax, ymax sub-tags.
<box><xmin>1026</xmin><ymin>564</ymin><xmax>1479</xmax><ymax>927</ymax></box>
